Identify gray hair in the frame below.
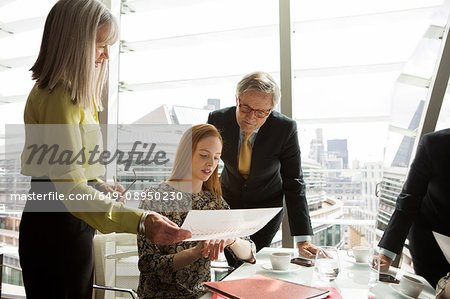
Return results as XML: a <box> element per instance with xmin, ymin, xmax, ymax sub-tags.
<box><xmin>235</xmin><ymin>71</ymin><xmax>281</xmax><ymax>108</ymax></box>
<box><xmin>30</xmin><ymin>0</ymin><xmax>119</xmax><ymax>112</ymax></box>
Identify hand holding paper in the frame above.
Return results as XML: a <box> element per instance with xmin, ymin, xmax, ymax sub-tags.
<box><xmin>199</xmin><ymin>238</ymin><xmax>236</xmax><ymax>261</ymax></box>
<box><xmin>181</xmin><ymin>207</ymin><xmax>282</xmax><ymax>241</ymax></box>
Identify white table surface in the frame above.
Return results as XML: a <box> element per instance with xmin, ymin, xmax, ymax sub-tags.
<box><xmin>200</xmin><ymin>247</ymin><xmax>436</xmax><ymax>299</ymax></box>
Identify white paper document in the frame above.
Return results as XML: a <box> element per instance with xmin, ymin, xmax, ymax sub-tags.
<box><xmin>433</xmin><ymin>231</ymin><xmax>450</xmax><ymax>264</ymax></box>
<box><xmin>181</xmin><ymin>207</ymin><xmax>282</xmax><ymax>241</ymax></box>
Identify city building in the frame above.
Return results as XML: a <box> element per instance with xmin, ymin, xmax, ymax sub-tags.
<box><xmin>327</xmin><ymin>139</ymin><xmax>348</xmax><ymax>169</ymax></box>
<box><xmin>308</xmin><ymin>128</ymin><xmax>326</xmax><ymax>166</ymax></box>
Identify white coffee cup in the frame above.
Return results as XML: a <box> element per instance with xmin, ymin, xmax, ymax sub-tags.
<box><xmin>269</xmin><ymin>252</ymin><xmax>291</xmax><ymax>270</ymax></box>
<box><xmin>347</xmin><ymin>246</ymin><xmax>372</xmax><ymax>263</ymax></box>
<box><xmin>399</xmin><ymin>275</ymin><xmax>424</xmax><ymax>298</ymax></box>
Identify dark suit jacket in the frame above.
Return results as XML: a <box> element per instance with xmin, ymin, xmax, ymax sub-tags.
<box><xmin>379</xmin><ymin>129</ymin><xmax>450</xmax><ymax>254</ymax></box>
<box><xmin>208</xmin><ymin>107</ymin><xmax>313</xmax><ymax>236</ymax></box>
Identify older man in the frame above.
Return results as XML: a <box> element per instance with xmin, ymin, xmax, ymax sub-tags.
<box><xmin>207</xmin><ymin>71</ymin><xmax>317</xmax><ymax>259</ymax></box>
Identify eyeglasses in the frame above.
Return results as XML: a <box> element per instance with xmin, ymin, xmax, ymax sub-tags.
<box><xmin>237</xmin><ymin>99</ymin><xmax>272</xmax><ymax>118</ymax></box>
<box><xmin>113</xmin><ymin>169</ymin><xmax>137</xmax><ymax>194</ymax></box>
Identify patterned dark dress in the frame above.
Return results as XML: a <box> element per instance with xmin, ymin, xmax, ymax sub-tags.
<box><xmin>137</xmin><ymin>182</ymin><xmax>255</xmax><ymax>299</ymax></box>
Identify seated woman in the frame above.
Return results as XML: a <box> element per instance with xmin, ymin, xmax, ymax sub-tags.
<box><xmin>137</xmin><ymin>124</ymin><xmax>256</xmax><ymax>299</ymax></box>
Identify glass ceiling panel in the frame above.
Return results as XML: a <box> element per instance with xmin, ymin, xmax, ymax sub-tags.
<box><xmin>291</xmin><ymin>10</ymin><xmax>432</xmax><ymax>69</ymax></box>
<box><xmin>0</xmin><ymin>66</ymin><xmax>35</xmax><ymax>96</ymax></box>
<box><xmin>291</xmin><ymin>0</ymin><xmax>443</xmax><ymax>21</ymax></box>
<box><xmin>293</xmin><ymin>72</ymin><xmax>398</xmax><ymax>119</ymax></box>
<box><xmin>122</xmin><ymin>0</ymin><xmax>278</xmax><ymax>42</ymax></box>
<box><xmin>0</xmin><ymin>0</ymin><xmax>56</xmax><ymax>22</ymax></box>
<box><xmin>119</xmin><ymin>27</ymin><xmax>279</xmax><ymax>84</ymax></box>
<box><xmin>1</xmin><ymin>29</ymin><xmax>42</xmax><ymax>61</ymax></box>
<box><xmin>402</xmin><ymin>32</ymin><xmax>444</xmax><ymax>79</ymax></box>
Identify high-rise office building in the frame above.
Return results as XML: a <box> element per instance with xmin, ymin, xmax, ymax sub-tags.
<box><xmin>327</xmin><ymin>139</ymin><xmax>348</xmax><ymax>169</ymax></box>
<box><xmin>391</xmin><ymin>100</ymin><xmax>425</xmax><ymax>167</ymax></box>
<box><xmin>309</xmin><ymin>128</ymin><xmax>326</xmax><ymax>166</ymax></box>
<box><xmin>378</xmin><ymin>99</ymin><xmax>426</xmax><ymax>231</ymax></box>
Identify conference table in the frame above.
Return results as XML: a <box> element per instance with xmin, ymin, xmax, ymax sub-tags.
<box><xmin>200</xmin><ymin>247</ymin><xmax>436</xmax><ymax>299</ymax></box>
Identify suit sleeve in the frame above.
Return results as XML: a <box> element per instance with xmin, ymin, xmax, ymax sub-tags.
<box><xmin>280</xmin><ymin>121</ymin><xmax>313</xmax><ymax>236</ymax></box>
<box><xmin>207</xmin><ymin>111</ymin><xmax>215</xmax><ymax>126</ymax></box>
<box><xmin>378</xmin><ymin>135</ymin><xmax>433</xmax><ymax>254</ymax></box>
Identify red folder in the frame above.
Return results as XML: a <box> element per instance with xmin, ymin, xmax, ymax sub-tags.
<box><xmin>204</xmin><ymin>274</ymin><xmax>330</xmax><ymax>299</ymax></box>
<box><xmin>321</xmin><ymin>287</ymin><xmax>343</xmax><ymax>299</ymax></box>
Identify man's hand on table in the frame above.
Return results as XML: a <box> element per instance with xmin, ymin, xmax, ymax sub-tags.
<box><xmin>379</xmin><ymin>253</ymin><xmax>393</xmax><ymax>272</ymax></box>
<box><xmin>297</xmin><ymin>241</ymin><xmax>318</xmax><ymax>258</ymax></box>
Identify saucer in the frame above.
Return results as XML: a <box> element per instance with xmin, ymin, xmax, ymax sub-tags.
<box><xmin>350</xmin><ymin>260</ymin><xmax>369</xmax><ymax>265</ymax></box>
<box><xmin>261</xmin><ymin>263</ymin><xmax>301</xmax><ymax>273</ymax></box>
<box><xmin>345</xmin><ymin>257</ymin><xmax>369</xmax><ymax>265</ymax></box>
<box><xmin>389</xmin><ymin>283</ymin><xmax>430</xmax><ymax>299</ymax></box>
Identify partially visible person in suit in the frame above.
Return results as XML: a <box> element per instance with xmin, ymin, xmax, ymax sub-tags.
<box><xmin>378</xmin><ymin>129</ymin><xmax>450</xmax><ymax>287</ymax></box>
<box><xmin>207</xmin><ymin>71</ymin><xmax>317</xmax><ymax>261</ymax></box>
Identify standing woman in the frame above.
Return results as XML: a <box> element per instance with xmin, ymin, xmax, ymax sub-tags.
<box><xmin>19</xmin><ymin>1</ymin><xmax>190</xmax><ymax>298</ymax></box>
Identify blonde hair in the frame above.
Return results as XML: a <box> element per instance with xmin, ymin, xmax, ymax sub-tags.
<box><xmin>236</xmin><ymin>71</ymin><xmax>281</xmax><ymax>108</ymax></box>
<box><xmin>30</xmin><ymin>0</ymin><xmax>119</xmax><ymax>112</ymax></box>
<box><xmin>169</xmin><ymin>124</ymin><xmax>223</xmax><ymax>199</ymax></box>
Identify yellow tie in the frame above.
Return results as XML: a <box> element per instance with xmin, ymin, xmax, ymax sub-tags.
<box><xmin>239</xmin><ymin>132</ymin><xmax>254</xmax><ymax>179</ymax></box>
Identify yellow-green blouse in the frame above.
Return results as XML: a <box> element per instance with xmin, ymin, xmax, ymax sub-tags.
<box><xmin>20</xmin><ymin>82</ymin><xmax>142</xmax><ymax>234</ymax></box>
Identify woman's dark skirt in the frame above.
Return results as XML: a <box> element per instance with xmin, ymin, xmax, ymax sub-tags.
<box><xmin>19</xmin><ymin>178</ymin><xmax>95</xmax><ymax>299</ymax></box>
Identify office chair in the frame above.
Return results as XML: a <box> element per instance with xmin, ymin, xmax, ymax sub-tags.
<box><xmin>93</xmin><ymin>233</ymin><xmax>139</xmax><ymax>299</ymax></box>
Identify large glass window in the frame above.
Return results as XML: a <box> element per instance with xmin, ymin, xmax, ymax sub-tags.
<box><xmin>0</xmin><ymin>2</ymin><xmax>60</xmax><ymax>295</ymax></box>
<box><xmin>291</xmin><ymin>0</ymin><xmax>448</xmax><ymax>250</ymax></box>
<box><xmin>379</xmin><ymin>1</ymin><xmax>449</xmax><ymax>248</ymax></box>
